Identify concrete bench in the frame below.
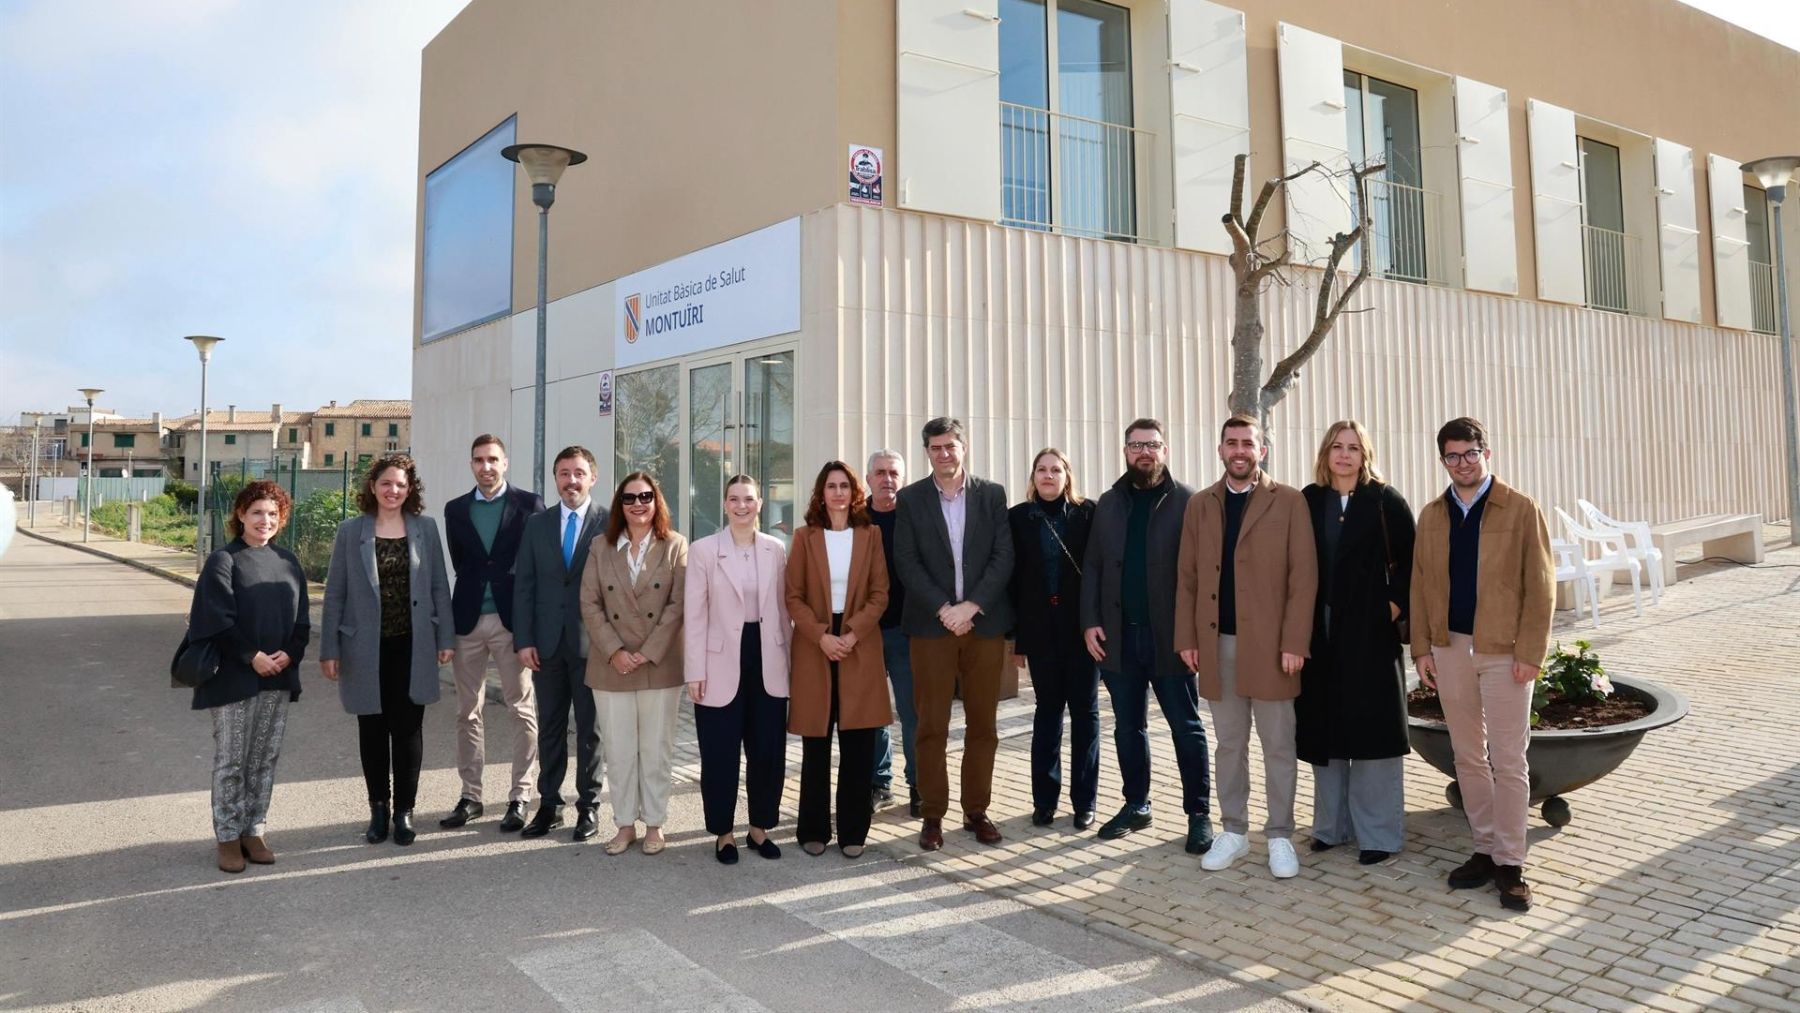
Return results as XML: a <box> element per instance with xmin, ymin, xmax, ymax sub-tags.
<box><xmin>1649</xmin><ymin>513</ymin><xmax>1763</xmax><ymax>584</ymax></box>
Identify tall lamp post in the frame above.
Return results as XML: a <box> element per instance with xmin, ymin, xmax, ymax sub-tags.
<box><xmin>28</xmin><ymin>416</ymin><xmax>40</xmax><ymax>528</ymax></box>
<box><xmin>185</xmin><ymin>336</ymin><xmax>223</xmax><ymax>569</ymax></box>
<box><xmin>77</xmin><ymin>388</ymin><xmax>103</xmax><ymax>542</ymax></box>
<box><xmin>1742</xmin><ymin>156</ymin><xmax>1800</xmax><ymax>542</ymax></box>
<box><xmin>501</xmin><ymin>142</ymin><xmax>587</xmax><ymax>493</ymax></box>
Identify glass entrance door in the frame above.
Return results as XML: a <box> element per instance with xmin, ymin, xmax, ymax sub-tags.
<box><xmin>613</xmin><ymin>347</ymin><xmax>795</xmax><ymax>546</ymax></box>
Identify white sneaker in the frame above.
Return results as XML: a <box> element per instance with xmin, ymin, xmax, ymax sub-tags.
<box><xmin>1268</xmin><ymin>837</ymin><xmax>1300</xmax><ymax>879</ymax></box>
<box><xmin>1200</xmin><ymin>831</ymin><xmax>1250</xmax><ymax>871</ymax></box>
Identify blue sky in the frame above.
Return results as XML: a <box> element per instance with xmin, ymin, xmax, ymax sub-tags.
<box><xmin>0</xmin><ymin>0</ymin><xmax>1793</xmax><ymax>423</ymax></box>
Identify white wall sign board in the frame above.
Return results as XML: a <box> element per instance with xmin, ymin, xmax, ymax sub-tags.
<box><xmin>614</xmin><ymin>217</ymin><xmax>801</xmax><ymax>368</ymax></box>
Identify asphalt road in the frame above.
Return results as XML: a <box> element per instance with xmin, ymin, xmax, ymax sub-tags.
<box><xmin>0</xmin><ymin>535</ymin><xmax>1295</xmax><ymax>1012</ymax></box>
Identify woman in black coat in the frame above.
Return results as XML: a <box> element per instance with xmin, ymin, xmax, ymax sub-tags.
<box><xmin>1296</xmin><ymin>420</ymin><xmax>1415</xmax><ymax>865</ymax></box>
<box><xmin>1008</xmin><ymin>448</ymin><xmax>1100</xmax><ymax>830</ymax></box>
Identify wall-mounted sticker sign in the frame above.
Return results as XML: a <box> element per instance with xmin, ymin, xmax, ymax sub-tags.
<box><xmin>848</xmin><ymin>144</ymin><xmax>883</xmax><ymax>207</ymax></box>
<box><xmin>597</xmin><ymin>370</ymin><xmax>614</xmax><ymax>417</ymax></box>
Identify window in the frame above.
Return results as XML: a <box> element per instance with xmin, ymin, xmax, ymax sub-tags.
<box><xmin>114</xmin><ymin>433</ymin><xmax>136</xmax><ymax>449</ymax></box>
<box><xmin>325</xmin><ymin>453</ymin><xmax>334</xmax><ymax>467</ymax></box>
<box><xmin>325</xmin><ymin>422</ymin><xmax>336</xmax><ymax>437</ymax></box>
<box><xmin>287</xmin><ymin>427</ymin><xmax>298</xmax><ymax>443</ymax></box>
<box><xmin>999</xmin><ymin>0</ymin><xmax>1138</xmax><ymax>241</ymax></box>
<box><xmin>422</xmin><ymin>115</ymin><xmax>516</xmax><ymax>341</ymax></box>
<box><xmin>387</xmin><ymin>422</ymin><xmax>398</xmax><ymax>437</ymax></box>
<box><xmin>1579</xmin><ymin>137</ymin><xmax>1629</xmax><ymax>313</ymax></box>
<box><xmin>1747</xmin><ymin>185</ymin><xmax>1776</xmax><ymax>334</ymax></box>
<box><xmin>224</xmin><ymin>434</ymin><xmax>237</xmax><ymax>446</ymax></box>
<box><xmin>80</xmin><ymin>432</ymin><xmax>89</xmax><ymax>447</ymax></box>
<box><xmin>361</xmin><ymin>423</ymin><xmax>372</xmax><ymax>437</ymax></box>
<box><xmin>1344</xmin><ymin>71</ymin><xmax>1428</xmax><ymax>283</ymax></box>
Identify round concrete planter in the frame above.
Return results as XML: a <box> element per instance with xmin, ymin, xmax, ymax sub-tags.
<box><xmin>1407</xmin><ymin>675</ymin><xmax>1689</xmax><ymax>826</ymax></box>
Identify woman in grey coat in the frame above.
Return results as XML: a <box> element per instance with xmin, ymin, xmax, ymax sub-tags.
<box><xmin>320</xmin><ymin>454</ymin><xmax>455</xmax><ymax>846</ymax></box>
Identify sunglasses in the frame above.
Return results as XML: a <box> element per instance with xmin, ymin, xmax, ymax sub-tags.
<box><xmin>619</xmin><ymin>491</ymin><xmax>656</xmax><ymax>505</ymax></box>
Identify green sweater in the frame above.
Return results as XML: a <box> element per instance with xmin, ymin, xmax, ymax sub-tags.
<box><xmin>470</xmin><ymin>494</ymin><xmax>504</xmax><ymax>614</ymax></box>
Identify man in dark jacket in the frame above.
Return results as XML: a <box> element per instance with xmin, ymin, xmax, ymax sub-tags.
<box><xmin>439</xmin><ymin>434</ymin><xmax>544</xmax><ymax>833</ymax></box>
<box><xmin>1079</xmin><ymin>418</ymin><xmax>1211</xmax><ymax>854</ymax></box>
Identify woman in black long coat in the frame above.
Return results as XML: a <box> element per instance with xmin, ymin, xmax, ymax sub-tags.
<box><xmin>1009</xmin><ymin>448</ymin><xmax>1100</xmax><ymax>830</ymax></box>
<box><xmin>1296</xmin><ymin>420</ymin><xmax>1415</xmax><ymax>864</ymax></box>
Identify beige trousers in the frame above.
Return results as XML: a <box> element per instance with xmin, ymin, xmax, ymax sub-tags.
<box><xmin>594</xmin><ymin>685</ymin><xmax>683</xmax><ymax>827</ymax></box>
<box><xmin>1432</xmin><ymin>632</ymin><xmax>1532</xmax><ymax>866</ymax></box>
<box><xmin>1207</xmin><ymin>634</ymin><xmax>1298</xmax><ymax>838</ymax></box>
<box><xmin>451</xmin><ymin>613</ymin><xmax>538</xmax><ymax>804</ymax></box>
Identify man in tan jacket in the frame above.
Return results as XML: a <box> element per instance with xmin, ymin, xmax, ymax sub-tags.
<box><xmin>1411</xmin><ymin>417</ymin><xmax>1554</xmax><ymax>912</ymax></box>
<box><xmin>1176</xmin><ymin>415</ymin><xmax>1317</xmax><ymax>878</ymax></box>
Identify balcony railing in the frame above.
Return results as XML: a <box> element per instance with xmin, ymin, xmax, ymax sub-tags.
<box><xmin>1581</xmin><ymin>224</ymin><xmax>1647</xmax><ymax>316</ymax></box>
<box><xmin>1360</xmin><ymin>177</ymin><xmax>1447</xmax><ymax>285</ymax></box>
<box><xmin>1751</xmin><ymin>260</ymin><xmax>1778</xmax><ymax>335</ymax></box>
<box><xmin>1000</xmin><ymin>101</ymin><xmax>1158</xmax><ymax>244</ymax></box>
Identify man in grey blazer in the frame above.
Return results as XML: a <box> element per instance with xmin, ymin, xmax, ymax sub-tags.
<box><xmin>892</xmin><ymin>417</ymin><xmax>1014</xmax><ymax>851</ymax></box>
<box><xmin>513</xmin><ymin>446</ymin><xmax>609</xmax><ymax>841</ymax></box>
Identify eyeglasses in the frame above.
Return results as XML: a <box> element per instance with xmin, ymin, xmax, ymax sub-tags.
<box><xmin>1125</xmin><ymin>440</ymin><xmax>1165</xmax><ymax>452</ymax></box>
<box><xmin>619</xmin><ymin>491</ymin><xmax>656</xmax><ymax>505</ymax></box>
<box><xmin>1440</xmin><ymin>449</ymin><xmax>1486</xmax><ymax>466</ymax></box>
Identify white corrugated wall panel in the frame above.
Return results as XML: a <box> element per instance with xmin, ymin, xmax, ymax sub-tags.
<box><xmin>806</xmin><ymin>204</ymin><xmax>1787</xmax><ymax>525</ymax></box>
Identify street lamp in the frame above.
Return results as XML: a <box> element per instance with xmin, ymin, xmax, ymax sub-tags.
<box><xmin>78</xmin><ymin>387</ymin><xmax>103</xmax><ymax>542</ymax></box>
<box><xmin>1741</xmin><ymin>155</ymin><xmax>1800</xmax><ymax>543</ymax></box>
<box><xmin>501</xmin><ymin>142</ymin><xmax>587</xmax><ymax>494</ymax></box>
<box><xmin>28</xmin><ymin>416</ymin><xmax>40</xmax><ymax>528</ymax></box>
<box><xmin>185</xmin><ymin>335</ymin><xmax>223</xmax><ymax>568</ymax></box>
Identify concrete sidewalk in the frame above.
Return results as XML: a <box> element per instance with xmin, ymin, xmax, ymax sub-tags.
<box><xmin>16</xmin><ymin>508</ymin><xmax>206</xmax><ymax>587</ymax></box>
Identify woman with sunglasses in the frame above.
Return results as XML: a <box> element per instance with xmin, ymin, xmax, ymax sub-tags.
<box><xmin>580</xmin><ymin>473</ymin><xmax>688</xmax><ymax>856</ymax></box>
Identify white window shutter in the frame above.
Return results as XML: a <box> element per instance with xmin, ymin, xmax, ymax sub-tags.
<box><xmin>1707</xmin><ymin>154</ymin><xmax>1754</xmax><ymax>330</ymax></box>
<box><xmin>1276</xmin><ymin>23</ymin><xmax>1349</xmax><ymax>264</ymax></box>
<box><xmin>1526</xmin><ymin>99</ymin><xmax>1583</xmax><ymax>305</ymax></box>
<box><xmin>1452</xmin><ymin>76</ymin><xmax>1517</xmax><ymax>294</ymax></box>
<box><xmin>897</xmin><ymin>1</ymin><xmax>1001</xmax><ymax>222</ymax></box>
<box><xmin>1653</xmin><ymin>139</ymin><xmax>1702</xmax><ymax>324</ymax></box>
<box><xmin>1170</xmin><ymin>0</ymin><xmax>1250</xmax><ymax>255</ymax></box>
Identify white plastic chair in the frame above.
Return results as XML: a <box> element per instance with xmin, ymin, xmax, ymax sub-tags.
<box><xmin>1577</xmin><ymin>499</ymin><xmax>1664</xmax><ymax>604</ymax></box>
<box><xmin>1556</xmin><ymin>508</ymin><xmax>1644</xmax><ymax>618</ymax></box>
<box><xmin>1552</xmin><ymin>537</ymin><xmax>1600</xmax><ymax>628</ymax></box>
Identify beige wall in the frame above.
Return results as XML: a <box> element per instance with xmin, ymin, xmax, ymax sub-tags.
<box><xmin>416</xmin><ymin>0</ymin><xmax>846</xmax><ymax>344</ymax></box>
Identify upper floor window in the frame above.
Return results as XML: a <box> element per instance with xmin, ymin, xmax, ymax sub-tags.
<box><xmin>224</xmin><ymin>434</ymin><xmax>237</xmax><ymax>446</ymax></box>
<box><xmin>1344</xmin><ymin>71</ymin><xmax>1429</xmax><ymax>284</ymax></box>
<box><xmin>361</xmin><ymin>423</ymin><xmax>372</xmax><ymax>437</ymax></box>
<box><xmin>114</xmin><ymin>433</ymin><xmax>136</xmax><ymax>449</ymax></box>
<box><xmin>1578</xmin><ymin>136</ymin><xmax>1632</xmax><ymax>314</ymax></box>
<box><xmin>1746</xmin><ymin>184</ymin><xmax>1776</xmax><ymax>334</ymax></box>
<box><xmin>287</xmin><ymin>427</ymin><xmax>298</xmax><ymax>444</ymax></box>
<box><xmin>999</xmin><ymin>0</ymin><xmax>1140</xmax><ymax>241</ymax></box>
<box><xmin>325</xmin><ymin>422</ymin><xmax>336</xmax><ymax>437</ymax></box>
<box><xmin>422</xmin><ymin>115</ymin><xmax>516</xmax><ymax>342</ymax></box>
<box><xmin>388</xmin><ymin>422</ymin><xmax>399</xmax><ymax>437</ymax></box>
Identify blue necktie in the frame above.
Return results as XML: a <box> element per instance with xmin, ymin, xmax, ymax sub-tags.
<box><xmin>562</xmin><ymin>511</ymin><xmax>579</xmax><ymax>569</ymax></box>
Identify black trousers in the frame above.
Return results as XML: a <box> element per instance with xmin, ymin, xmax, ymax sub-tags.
<box><xmin>358</xmin><ymin>633</ymin><xmax>425</xmax><ymax>812</ymax></box>
<box><xmin>799</xmin><ymin>615</ymin><xmax>881</xmax><ymax>847</ymax></box>
<box><xmin>694</xmin><ymin>623</ymin><xmax>788</xmax><ymax>836</ymax></box>
<box><xmin>1027</xmin><ymin>647</ymin><xmax>1101</xmax><ymax>814</ymax></box>
<box><xmin>534</xmin><ymin>643</ymin><xmax>602</xmax><ymax>809</ymax></box>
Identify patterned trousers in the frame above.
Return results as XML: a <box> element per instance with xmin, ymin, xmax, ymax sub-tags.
<box><xmin>211</xmin><ymin>691</ymin><xmax>290</xmax><ymax>843</ymax></box>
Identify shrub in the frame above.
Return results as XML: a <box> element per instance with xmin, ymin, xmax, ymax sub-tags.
<box><xmin>165</xmin><ymin>478</ymin><xmax>198</xmax><ymax>510</ymax></box>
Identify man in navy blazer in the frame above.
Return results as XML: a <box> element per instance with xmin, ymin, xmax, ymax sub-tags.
<box><xmin>513</xmin><ymin>445</ymin><xmax>609</xmax><ymax>841</ymax></box>
<box><xmin>439</xmin><ymin>434</ymin><xmax>545</xmax><ymax>834</ymax></box>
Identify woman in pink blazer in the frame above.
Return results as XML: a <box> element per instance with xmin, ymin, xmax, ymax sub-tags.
<box><xmin>684</xmin><ymin>474</ymin><xmax>791</xmax><ymax>864</ymax></box>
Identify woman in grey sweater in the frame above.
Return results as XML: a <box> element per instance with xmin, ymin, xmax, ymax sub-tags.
<box><xmin>320</xmin><ymin>455</ymin><xmax>455</xmax><ymax>846</ymax></box>
<box><xmin>187</xmin><ymin>480</ymin><xmax>311</xmax><ymax>874</ymax></box>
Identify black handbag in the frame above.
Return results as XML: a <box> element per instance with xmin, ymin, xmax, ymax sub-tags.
<box><xmin>170</xmin><ymin>632</ymin><xmax>221</xmax><ymax>688</ymax></box>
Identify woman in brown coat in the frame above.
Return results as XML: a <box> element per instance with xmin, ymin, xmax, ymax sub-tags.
<box><xmin>786</xmin><ymin>460</ymin><xmax>891</xmax><ymax>857</ymax></box>
<box><xmin>580</xmin><ymin>472</ymin><xmax>688</xmax><ymax>856</ymax></box>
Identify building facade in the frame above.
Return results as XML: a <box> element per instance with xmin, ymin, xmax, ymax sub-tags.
<box><xmin>411</xmin><ymin>0</ymin><xmax>1800</xmax><ymax>537</ymax></box>
<box><xmin>307</xmin><ymin>399</ymin><xmax>413</xmax><ymax>471</ymax></box>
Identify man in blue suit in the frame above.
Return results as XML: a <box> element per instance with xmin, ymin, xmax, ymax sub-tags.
<box><xmin>513</xmin><ymin>446</ymin><xmax>608</xmax><ymax>841</ymax></box>
<box><xmin>439</xmin><ymin>434</ymin><xmax>545</xmax><ymax>833</ymax></box>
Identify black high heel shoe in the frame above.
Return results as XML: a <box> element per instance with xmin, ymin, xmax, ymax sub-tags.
<box><xmin>393</xmin><ymin>810</ymin><xmax>416</xmax><ymax>846</ymax></box>
<box><xmin>366</xmin><ymin>803</ymin><xmax>390</xmax><ymax>845</ymax></box>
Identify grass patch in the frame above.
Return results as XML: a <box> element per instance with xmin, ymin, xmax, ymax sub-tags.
<box><xmin>92</xmin><ymin>494</ymin><xmax>198</xmax><ymax>551</ymax></box>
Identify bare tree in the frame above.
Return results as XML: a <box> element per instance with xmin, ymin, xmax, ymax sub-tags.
<box><xmin>1221</xmin><ymin>153</ymin><xmax>1385</xmax><ymax>440</ymax></box>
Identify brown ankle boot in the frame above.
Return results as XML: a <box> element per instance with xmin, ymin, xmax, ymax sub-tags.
<box><xmin>239</xmin><ymin>835</ymin><xmax>275</xmax><ymax>865</ymax></box>
<box><xmin>217</xmin><ymin>841</ymin><xmax>247</xmax><ymax>874</ymax></box>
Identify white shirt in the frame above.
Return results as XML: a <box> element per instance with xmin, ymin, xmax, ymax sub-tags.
<box><xmin>617</xmin><ymin>529</ymin><xmax>654</xmax><ymax>584</ymax></box>
<box><xmin>559</xmin><ymin>498</ymin><xmax>590</xmax><ymax>531</ymax></box>
<box><xmin>473</xmin><ymin>482</ymin><xmax>508</xmax><ymax>503</ymax></box>
<box><xmin>824</xmin><ymin>527</ymin><xmax>855</xmax><ymax>613</ymax></box>
<box><xmin>1450</xmin><ymin>475</ymin><xmax>1494</xmax><ymax>518</ymax></box>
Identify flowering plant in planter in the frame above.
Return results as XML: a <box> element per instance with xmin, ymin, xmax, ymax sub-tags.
<box><xmin>1532</xmin><ymin>640</ymin><xmax>1612</xmax><ymax>727</ymax></box>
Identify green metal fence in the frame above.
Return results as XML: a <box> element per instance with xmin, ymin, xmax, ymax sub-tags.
<box><xmin>205</xmin><ymin>457</ymin><xmax>357</xmax><ymax>582</ymax></box>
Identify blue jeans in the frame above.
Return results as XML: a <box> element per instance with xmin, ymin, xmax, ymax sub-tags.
<box><xmin>872</xmin><ymin>626</ymin><xmax>917</xmax><ymax>790</ymax></box>
<box><xmin>1102</xmin><ymin>624</ymin><xmax>1210</xmax><ymax>815</ymax></box>
<box><xmin>1029</xmin><ymin>649</ymin><xmax>1100</xmax><ymax>814</ymax></box>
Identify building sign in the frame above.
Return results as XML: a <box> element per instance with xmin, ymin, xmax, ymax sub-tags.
<box><xmin>848</xmin><ymin>144</ymin><xmax>883</xmax><ymax>207</ymax></box>
<box><xmin>596</xmin><ymin>370</ymin><xmax>614</xmax><ymax>417</ymax></box>
<box><xmin>615</xmin><ymin>217</ymin><xmax>801</xmax><ymax>368</ymax></box>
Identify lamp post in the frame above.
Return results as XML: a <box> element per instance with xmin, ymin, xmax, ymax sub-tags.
<box><xmin>28</xmin><ymin>416</ymin><xmax>40</xmax><ymax>528</ymax></box>
<box><xmin>77</xmin><ymin>388</ymin><xmax>103</xmax><ymax>542</ymax></box>
<box><xmin>185</xmin><ymin>336</ymin><xmax>223</xmax><ymax>568</ymax></box>
<box><xmin>1742</xmin><ymin>156</ymin><xmax>1800</xmax><ymax>542</ymax></box>
<box><xmin>501</xmin><ymin>142</ymin><xmax>587</xmax><ymax>493</ymax></box>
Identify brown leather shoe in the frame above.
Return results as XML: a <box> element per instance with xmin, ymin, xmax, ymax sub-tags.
<box><xmin>239</xmin><ymin>835</ymin><xmax>275</xmax><ymax>865</ymax></box>
<box><xmin>919</xmin><ymin>818</ymin><xmax>944</xmax><ymax>851</ymax></box>
<box><xmin>216</xmin><ymin>841</ymin><xmax>246</xmax><ymax>874</ymax></box>
<box><xmin>963</xmin><ymin>813</ymin><xmax>1003</xmax><ymax>845</ymax></box>
<box><xmin>1495</xmin><ymin>865</ymin><xmax>1532</xmax><ymax>911</ymax></box>
<box><xmin>1447</xmin><ymin>852</ymin><xmax>1496</xmax><ymax>889</ymax></box>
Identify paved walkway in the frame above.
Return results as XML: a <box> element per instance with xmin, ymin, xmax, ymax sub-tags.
<box><xmin>17</xmin><ymin>505</ymin><xmax>1799</xmax><ymax>1010</ymax></box>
